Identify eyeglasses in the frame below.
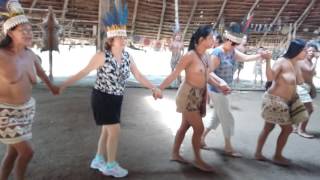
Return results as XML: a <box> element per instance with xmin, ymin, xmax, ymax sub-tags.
<box><xmin>226</xmin><ymin>39</ymin><xmax>239</xmax><ymax>46</ymax></box>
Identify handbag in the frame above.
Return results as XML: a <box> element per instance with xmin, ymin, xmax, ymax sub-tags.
<box><xmin>289</xmin><ymin>96</ymin><xmax>309</xmax><ymax>124</ymax></box>
<box><xmin>200</xmin><ymin>88</ymin><xmax>207</xmax><ymax>117</ymax></box>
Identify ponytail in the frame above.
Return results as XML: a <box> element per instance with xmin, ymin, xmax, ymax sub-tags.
<box><xmin>187</xmin><ymin>25</ymin><xmax>214</xmax><ymax>52</ymax></box>
<box><xmin>188</xmin><ymin>34</ymin><xmax>196</xmax><ymax>51</ymax></box>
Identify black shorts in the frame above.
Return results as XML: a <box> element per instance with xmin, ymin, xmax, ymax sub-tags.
<box><xmin>91</xmin><ymin>89</ymin><xmax>123</xmax><ymax>125</ymax></box>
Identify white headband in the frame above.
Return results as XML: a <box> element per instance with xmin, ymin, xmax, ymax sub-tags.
<box><xmin>106</xmin><ymin>29</ymin><xmax>127</xmax><ymax>38</ymax></box>
<box><xmin>3</xmin><ymin>15</ymin><xmax>29</xmax><ymax>34</ymax></box>
<box><xmin>223</xmin><ymin>31</ymin><xmax>243</xmax><ymax>44</ymax></box>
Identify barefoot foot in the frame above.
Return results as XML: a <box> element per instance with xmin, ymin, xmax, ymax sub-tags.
<box><xmin>170</xmin><ymin>154</ymin><xmax>188</xmax><ymax>164</ymax></box>
<box><xmin>254</xmin><ymin>153</ymin><xmax>268</xmax><ymax>161</ymax></box>
<box><xmin>273</xmin><ymin>156</ymin><xmax>291</xmax><ymax>166</ymax></box>
<box><xmin>192</xmin><ymin>160</ymin><xmax>215</xmax><ymax>172</ymax></box>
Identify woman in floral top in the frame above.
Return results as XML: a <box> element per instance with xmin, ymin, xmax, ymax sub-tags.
<box><xmin>59</xmin><ymin>36</ymin><xmax>159</xmax><ymax>177</ymax></box>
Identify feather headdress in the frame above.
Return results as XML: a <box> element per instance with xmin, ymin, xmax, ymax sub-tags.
<box><xmin>223</xmin><ymin>22</ymin><xmax>244</xmax><ymax>44</ymax></box>
<box><xmin>103</xmin><ymin>0</ymin><xmax>128</xmax><ymax>38</ymax></box>
<box><xmin>0</xmin><ymin>0</ymin><xmax>29</xmax><ymax>35</ymax></box>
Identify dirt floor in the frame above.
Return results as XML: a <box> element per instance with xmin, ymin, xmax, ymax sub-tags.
<box><xmin>0</xmin><ymin>86</ymin><xmax>319</xmax><ymax>180</ymax></box>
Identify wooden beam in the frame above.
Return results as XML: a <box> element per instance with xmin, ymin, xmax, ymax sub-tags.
<box><xmin>97</xmin><ymin>0</ymin><xmax>110</xmax><ymax>51</ymax></box>
<box><xmin>130</xmin><ymin>0</ymin><xmax>139</xmax><ymax>36</ymax></box>
<box><xmin>258</xmin><ymin>0</ymin><xmax>290</xmax><ymax>45</ymax></box>
<box><xmin>28</xmin><ymin>16</ymin><xmax>98</xmax><ymax>24</ymax></box>
<box><xmin>28</xmin><ymin>0</ymin><xmax>38</xmax><ymax>14</ymax></box>
<box><xmin>61</xmin><ymin>0</ymin><xmax>70</xmax><ymax>21</ymax></box>
<box><xmin>247</xmin><ymin>0</ymin><xmax>261</xmax><ymax>16</ymax></box>
<box><xmin>182</xmin><ymin>0</ymin><xmax>198</xmax><ymax>41</ymax></box>
<box><xmin>213</xmin><ymin>0</ymin><xmax>227</xmax><ymax>28</ymax></box>
<box><xmin>156</xmin><ymin>0</ymin><xmax>166</xmax><ymax>40</ymax></box>
<box><xmin>294</xmin><ymin>0</ymin><xmax>316</xmax><ymax>30</ymax></box>
<box><xmin>24</xmin><ymin>7</ymin><xmax>63</xmax><ymax>13</ymax></box>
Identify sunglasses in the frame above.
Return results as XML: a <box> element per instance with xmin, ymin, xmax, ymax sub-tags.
<box><xmin>231</xmin><ymin>41</ymin><xmax>239</xmax><ymax>46</ymax></box>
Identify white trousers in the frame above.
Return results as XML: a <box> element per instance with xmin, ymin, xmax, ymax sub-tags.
<box><xmin>206</xmin><ymin>92</ymin><xmax>234</xmax><ymax>138</ymax></box>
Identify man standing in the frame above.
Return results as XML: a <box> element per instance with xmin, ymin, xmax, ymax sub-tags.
<box><xmin>296</xmin><ymin>43</ymin><xmax>318</xmax><ymax>138</ymax></box>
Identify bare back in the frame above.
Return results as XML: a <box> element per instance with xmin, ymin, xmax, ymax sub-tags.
<box><xmin>0</xmin><ymin>49</ymin><xmax>37</xmax><ymax>104</ymax></box>
<box><xmin>184</xmin><ymin>51</ymin><xmax>208</xmax><ymax>88</ymax></box>
<box><xmin>268</xmin><ymin>58</ymin><xmax>297</xmax><ymax>101</ymax></box>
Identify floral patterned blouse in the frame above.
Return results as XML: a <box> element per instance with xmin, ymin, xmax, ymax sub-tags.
<box><xmin>93</xmin><ymin>50</ymin><xmax>131</xmax><ymax>96</ymax></box>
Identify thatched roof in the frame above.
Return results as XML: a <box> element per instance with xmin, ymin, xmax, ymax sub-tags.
<box><xmin>16</xmin><ymin>0</ymin><xmax>320</xmax><ymax>47</ymax></box>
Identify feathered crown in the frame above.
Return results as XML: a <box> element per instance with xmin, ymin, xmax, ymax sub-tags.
<box><xmin>103</xmin><ymin>0</ymin><xmax>128</xmax><ymax>38</ymax></box>
<box><xmin>0</xmin><ymin>0</ymin><xmax>29</xmax><ymax>35</ymax></box>
<box><xmin>223</xmin><ymin>22</ymin><xmax>244</xmax><ymax>44</ymax></box>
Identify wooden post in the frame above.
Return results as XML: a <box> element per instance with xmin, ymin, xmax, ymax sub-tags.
<box><xmin>61</xmin><ymin>0</ymin><xmax>70</xmax><ymax>21</ymax></box>
<box><xmin>49</xmin><ymin>50</ymin><xmax>53</xmax><ymax>80</ymax></box>
<box><xmin>157</xmin><ymin>0</ymin><xmax>166</xmax><ymax>40</ymax></box>
<box><xmin>130</xmin><ymin>0</ymin><xmax>139</xmax><ymax>37</ymax></box>
<box><xmin>174</xmin><ymin>0</ymin><xmax>179</xmax><ymax>31</ymax></box>
<box><xmin>97</xmin><ymin>0</ymin><xmax>110</xmax><ymax>51</ymax></box>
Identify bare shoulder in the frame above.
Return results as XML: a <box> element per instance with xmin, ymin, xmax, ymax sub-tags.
<box><xmin>183</xmin><ymin>51</ymin><xmax>195</xmax><ymax>61</ymax></box>
<box><xmin>94</xmin><ymin>51</ymin><xmax>105</xmax><ymax>58</ymax></box>
<box><xmin>90</xmin><ymin>51</ymin><xmax>105</xmax><ymax>63</ymax></box>
<box><xmin>275</xmin><ymin>57</ymin><xmax>287</xmax><ymax>65</ymax></box>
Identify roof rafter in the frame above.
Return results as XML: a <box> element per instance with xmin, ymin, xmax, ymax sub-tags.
<box><xmin>28</xmin><ymin>0</ymin><xmax>38</xmax><ymax>14</ymax></box>
<box><xmin>182</xmin><ymin>0</ymin><xmax>198</xmax><ymax>41</ymax></box>
<box><xmin>258</xmin><ymin>0</ymin><xmax>290</xmax><ymax>45</ymax></box>
<box><xmin>61</xmin><ymin>0</ymin><xmax>70</xmax><ymax>21</ymax></box>
<box><xmin>294</xmin><ymin>0</ymin><xmax>316</xmax><ymax>30</ymax></box>
<box><xmin>213</xmin><ymin>0</ymin><xmax>228</xmax><ymax>28</ymax></box>
<box><xmin>248</xmin><ymin>0</ymin><xmax>261</xmax><ymax>16</ymax></box>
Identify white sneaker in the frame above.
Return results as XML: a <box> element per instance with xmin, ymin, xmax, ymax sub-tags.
<box><xmin>90</xmin><ymin>157</ymin><xmax>106</xmax><ymax>171</ymax></box>
<box><xmin>101</xmin><ymin>162</ymin><xmax>128</xmax><ymax>178</ymax></box>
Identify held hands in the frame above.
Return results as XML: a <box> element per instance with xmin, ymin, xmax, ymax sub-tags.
<box><xmin>50</xmin><ymin>85</ymin><xmax>60</xmax><ymax>95</ymax></box>
<box><xmin>218</xmin><ymin>83</ymin><xmax>232</xmax><ymax>95</ymax></box>
<box><xmin>152</xmin><ymin>87</ymin><xmax>163</xmax><ymax>100</ymax></box>
<box><xmin>260</xmin><ymin>50</ymin><xmax>272</xmax><ymax>60</ymax></box>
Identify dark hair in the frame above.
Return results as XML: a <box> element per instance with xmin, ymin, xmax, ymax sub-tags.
<box><xmin>283</xmin><ymin>39</ymin><xmax>306</xmax><ymax>59</ymax></box>
<box><xmin>306</xmin><ymin>42</ymin><xmax>318</xmax><ymax>51</ymax></box>
<box><xmin>0</xmin><ymin>26</ymin><xmax>17</xmax><ymax>48</ymax></box>
<box><xmin>0</xmin><ymin>36</ymin><xmax>13</xmax><ymax>48</ymax></box>
<box><xmin>188</xmin><ymin>25</ymin><xmax>214</xmax><ymax>51</ymax></box>
<box><xmin>215</xmin><ymin>34</ymin><xmax>223</xmax><ymax>44</ymax></box>
<box><xmin>105</xmin><ymin>37</ymin><xmax>114</xmax><ymax>50</ymax></box>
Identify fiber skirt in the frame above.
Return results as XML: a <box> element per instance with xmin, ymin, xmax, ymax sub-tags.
<box><xmin>261</xmin><ymin>93</ymin><xmax>308</xmax><ymax>125</ymax></box>
<box><xmin>91</xmin><ymin>89</ymin><xmax>123</xmax><ymax>125</ymax></box>
<box><xmin>0</xmin><ymin>98</ymin><xmax>36</xmax><ymax>144</ymax></box>
<box><xmin>176</xmin><ymin>82</ymin><xmax>206</xmax><ymax>117</ymax></box>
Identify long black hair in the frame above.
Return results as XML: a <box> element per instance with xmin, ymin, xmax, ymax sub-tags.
<box><xmin>188</xmin><ymin>25</ymin><xmax>213</xmax><ymax>51</ymax></box>
<box><xmin>283</xmin><ymin>39</ymin><xmax>306</xmax><ymax>59</ymax></box>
